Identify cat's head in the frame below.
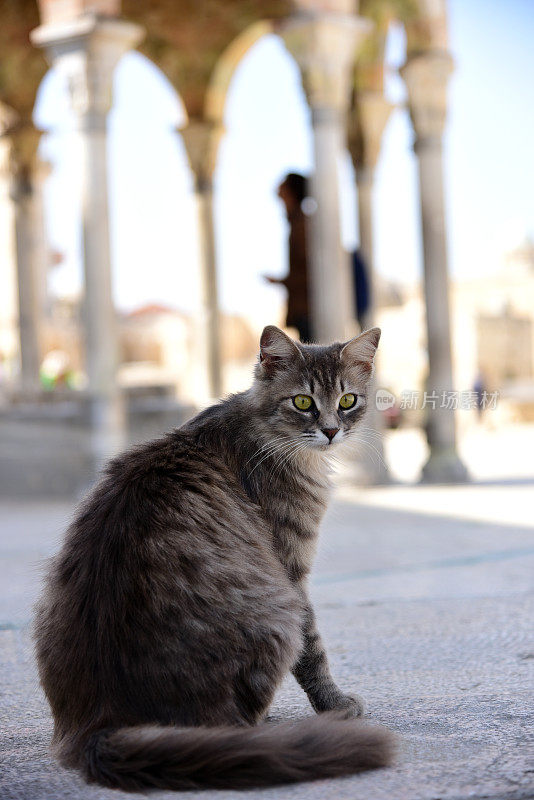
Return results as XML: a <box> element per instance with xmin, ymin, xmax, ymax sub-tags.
<box><xmin>251</xmin><ymin>325</ymin><xmax>380</xmax><ymax>451</ymax></box>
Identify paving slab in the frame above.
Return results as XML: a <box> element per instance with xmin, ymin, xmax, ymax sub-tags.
<box><xmin>1</xmin><ymin>487</ymin><xmax>533</xmax><ymax>800</ymax></box>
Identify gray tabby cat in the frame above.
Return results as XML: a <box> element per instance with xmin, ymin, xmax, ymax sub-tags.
<box><xmin>34</xmin><ymin>325</ymin><xmax>393</xmax><ymax>791</ymax></box>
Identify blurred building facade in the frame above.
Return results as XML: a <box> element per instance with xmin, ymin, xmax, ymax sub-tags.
<box><xmin>1</xmin><ymin>0</ymin><xmax>472</xmax><ymax>487</ymax></box>
<box><xmin>378</xmin><ymin>240</ymin><xmax>534</xmax><ymax>423</ymax></box>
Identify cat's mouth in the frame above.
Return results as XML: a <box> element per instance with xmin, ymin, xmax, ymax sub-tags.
<box><xmin>315</xmin><ymin>437</ymin><xmax>342</xmax><ymax>451</ymax></box>
<box><xmin>300</xmin><ymin>431</ymin><xmax>344</xmax><ymax>450</ymax></box>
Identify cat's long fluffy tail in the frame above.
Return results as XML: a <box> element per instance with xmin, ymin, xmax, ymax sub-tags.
<box><xmin>82</xmin><ymin>713</ymin><xmax>394</xmax><ymax>791</ymax></box>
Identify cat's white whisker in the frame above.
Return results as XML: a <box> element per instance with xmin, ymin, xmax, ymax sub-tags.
<box><xmin>347</xmin><ymin>432</ymin><xmax>386</xmax><ymax>468</ymax></box>
<box><xmin>243</xmin><ymin>435</ymin><xmax>290</xmax><ymax>468</ymax></box>
<box><xmin>247</xmin><ymin>440</ymin><xmax>292</xmax><ymax>478</ymax></box>
<box><xmin>357</xmin><ymin>425</ymin><xmax>383</xmax><ymax>441</ymax></box>
<box><xmin>267</xmin><ymin>440</ymin><xmax>306</xmax><ymax>480</ymax></box>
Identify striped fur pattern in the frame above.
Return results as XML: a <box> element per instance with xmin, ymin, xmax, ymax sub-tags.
<box><xmin>34</xmin><ymin>325</ymin><xmax>392</xmax><ymax>791</ymax></box>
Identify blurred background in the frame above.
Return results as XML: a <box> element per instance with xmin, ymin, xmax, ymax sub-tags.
<box><xmin>1</xmin><ymin>0</ymin><xmax>533</xmax><ymax>496</ymax></box>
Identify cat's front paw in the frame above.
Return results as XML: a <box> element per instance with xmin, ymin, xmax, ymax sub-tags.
<box><xmin>313</xmin><ymin>689</ymin><xmax>366</xmax><ymax>718</ymax></box>
<box><xmin>331</xmin><ymin>692</ymin><xmax>366</xmax><ymax>718</ymax></box>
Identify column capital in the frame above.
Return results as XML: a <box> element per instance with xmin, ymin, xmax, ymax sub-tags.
<box><xmin>281</xmin><ymin>12</ymin><xmax>372</xmax><ymax>115</ymax></box>
<box><xmin>37</xmin><ymin>0</ymin><xmax>121</xmax><ymax>25</ymax></box>
<box><xmin>31</xmin><ymin>15</ymin><xmax>144</xmax><ymax>122</ymax></box>
<box><xmin>400</xmin><ymin>50</ymin><xmax>454</xmax><ymax>148</ymax></box>
<box><xmin>181</xmin><ymin>118</ymin><xmax>224</xmax><ymax>192</ymax></box>
<box><xmin>348</xmin><ymin>89</ymin><xmax>393</xmax><ymax>172</ymax></box>
<box><xmin>0</xmin><ymin>104</ymin><xmax>19</xmax><ymax>137</ymax></box>
<box><xmin>0</xmin><ymin>120</ymin><xmax>45</xmax><ymax>195</ymax></box>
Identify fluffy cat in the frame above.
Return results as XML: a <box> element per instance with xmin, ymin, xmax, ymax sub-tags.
<box><xmin>34</xmin><ymin>325</ymin><xmax>393</xmax><ymax>791</ymax></box>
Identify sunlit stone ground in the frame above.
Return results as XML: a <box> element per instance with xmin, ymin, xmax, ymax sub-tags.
<box><xmin>1</xmin><ymin>479</ymin><xmax>533</xmax><ymax>800</ymax></box>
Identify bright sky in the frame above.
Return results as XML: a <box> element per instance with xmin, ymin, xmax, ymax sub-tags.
<box><xmin>34</xmin><ymin>0</ymin><xmax>534</xmax><ymax>324</ymax></box>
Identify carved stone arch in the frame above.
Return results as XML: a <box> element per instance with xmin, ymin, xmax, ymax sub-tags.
<box><xmin>117</xmin><ymin>3</ymin><xmax>293</xmax><ymax>402</ymax></box>
<box><xmin>121</xmin><ymin>48</ymin><xmax>188</xmax><ymax>124</ymax></box>
<box><xmin>204</xmin><ymin>19</ymin><xmax>274</xmax><ymax>125</ymax></box>
<box><xmin>349</xmin><ymin>0</ymin><xmax>449</xmax><ymax>171</ymax></box>
<box><xmin>120</xmin><ymin>1</ymin><xmax>292</xmax><ymax>124</ymax></box>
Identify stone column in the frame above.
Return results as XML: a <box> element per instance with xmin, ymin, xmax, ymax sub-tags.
<box><xmin>348</xmin><ymin>91</ymin><xmax>393</xmax><ymax>483</ymax></box>
<box><xmin>1</xmin><ymin>121</ymin><xmax>48</xmax><ymax>396</ymax></box>
<box><xmin>32</xmin><ymin>15</ymin><xmax>144</xmax><ymax>466</ymax></box>
<box><xmin>0</xmin><ymin>128</ymin><xmax>17</xmax><ymax>388</ymax></box>
<box><xmin>348</xmin><ymin>90</ymin><xmax>392</xmax><ymax>330</ymax></box>
<box><xmin>181</xmin><ymin>119</ymin><xmax>223</xmax><ymax>399</ymax></box>
<box><xmin>401</xmin><ymin>51</ymin><xmax>468</xmax><ymax>483</ymax></box>
<box><xmin>282</xmin><ymin>11</ymin><xmax>371</xmax><ymax>343</ymax></box>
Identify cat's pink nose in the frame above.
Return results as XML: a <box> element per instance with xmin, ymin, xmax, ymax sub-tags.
<box><xmin>322</xmin><ymin>428</ymin><xmax>340</xmax><ymax>443</ymax></box>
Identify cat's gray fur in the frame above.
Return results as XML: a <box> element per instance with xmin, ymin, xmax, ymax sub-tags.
<box><xmin>34</xmin><ymin>325</ymin><xmax>393</xmax><ymax>791</ymax></box>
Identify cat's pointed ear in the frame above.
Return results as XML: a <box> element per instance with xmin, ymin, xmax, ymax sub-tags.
<box><xmin>340</xmin><ymin>327</ymin><xmax>381</xmax><ymax>373</ymax></box>
<box><xmin>259</xmin><ymin>326</ymin><xmax>302</xmax><ymax>376</ymax></box>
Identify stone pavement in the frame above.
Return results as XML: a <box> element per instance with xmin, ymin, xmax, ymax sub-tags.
<box><xmin>1</xmin><ymin>484</ymin><xmax>533</xmax><ymax>800</ymax></box>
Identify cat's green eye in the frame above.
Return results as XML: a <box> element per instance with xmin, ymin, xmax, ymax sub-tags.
<box><xmin>293</xmin><ymin>394</ymin><xmax>313</xmax><ymax>411</ymax></box>
<box><xmin>339</xmin><ymin>393</ymin><xmax>357</xmax><ymax>410</ymax></box>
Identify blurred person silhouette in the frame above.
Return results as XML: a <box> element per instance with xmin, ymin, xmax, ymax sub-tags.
<box><xmin>352</xmin><ymin>248</ymin><xmax>370</xmax><ymax>330</ymax></box>
<box><xmin>473</xmin><ymin>372</ymin><xmax>487</xmax><ymax>419</ymax></box>
<box><xmin>264</xmin><ymin>173</ymin><xmax>311</xmax><ymax>342</ymax></box>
